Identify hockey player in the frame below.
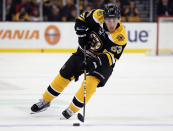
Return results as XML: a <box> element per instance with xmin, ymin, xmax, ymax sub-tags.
<box><xmin>31</xmin><ymin>4</ymin><xmax>127</xmax><ymax>119</ymax></box>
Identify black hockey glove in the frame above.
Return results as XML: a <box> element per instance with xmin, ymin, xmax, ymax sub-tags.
<box><xmin>82</xmin><ymin>57</ymin><xmax>102</xmax><ymax>72</ymax></box>
<box><xmin>76</xmin><ymin>26</ymin><xmax>91</xmax><ymax>49</ymax></box>
<box><xmin>82</xmin><ymin>53</ymin><xmax>116</xmax><ymax>72</ymax></box>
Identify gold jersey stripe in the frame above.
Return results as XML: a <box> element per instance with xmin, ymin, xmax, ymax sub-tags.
<box><xmin>105</xmin><ymin>53</ymin><xmax>113</xmax><ymax>66</ymax></box>
<box><xmin>108</xmin><ymin>52</ymin><xmax>116</xmax><ymax>61</ymax></box>
<box><xmin>115</xmin><ymin>58</ymin><xmax>119</xmax><ymax>61</ymax></box>
<box><xmin>77</xmin><ymin>16</ymin><xmax>86</xmax><ymax>22</ymax></box>
<box><xmin>81</xmin><ymin>12</ymin><xmax>86</xmax><ymax>18</ymax></box>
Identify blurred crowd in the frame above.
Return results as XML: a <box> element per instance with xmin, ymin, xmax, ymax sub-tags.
<box><xmin>0</xmin><ymin>0</ymin><xmax>173</xmax><ymax>22</ymax></box>
<box><xmin>157</xmin><ymin>0</ymin><xmax>173</xmax><ymax>16</ymax></box>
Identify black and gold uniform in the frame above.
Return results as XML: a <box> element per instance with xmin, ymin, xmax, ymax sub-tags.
<box><xmin>33</xmin><ymin>5</ymin><xmax>127</xmax><ymax>117</ymax></box>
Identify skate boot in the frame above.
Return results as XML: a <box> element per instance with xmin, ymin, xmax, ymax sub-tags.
<box><xmin>61</xmin><ymin>107</ymin><xmax>75</xmax><ymax>119</ymax></box>
<box><xmin>31</xmin><ymin>99</ymin><xmax>50</xmax><ymax>113</ymax></box>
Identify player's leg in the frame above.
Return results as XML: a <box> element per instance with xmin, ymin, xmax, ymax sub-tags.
<box><xmin>31</xmin><ymin>74</ymin><xmax>73</xmax><ymax>113</ymax></box>
<box><xmin>42</xmin><ymin>73</ymin><xmax>73</xmax><ymax>103</ymax></box>
<box><xmin>62</xmin><ymin>75</ymin><xmax>100</xmax><ymax>119</ymax></box>
<box><xmin>62</xmin><ymin>65</ymin><xmax>113</xmax><ymax>119</ymax></box>
<box><xmin>31</xmin><ymin>54</ymin><xmax>83</xmax><ymax>113</ymax></box>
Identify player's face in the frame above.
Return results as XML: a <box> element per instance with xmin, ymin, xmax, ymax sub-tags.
<box><xmin>104</xmin><ymin>18</ymin><xmax>119</xmax><ymax>32</ymax></box>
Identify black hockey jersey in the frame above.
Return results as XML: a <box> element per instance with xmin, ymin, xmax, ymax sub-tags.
<box><xmin>75</xmin><ymin>9</ymin><xmax>127</xmax><ymax>66</ymax></box>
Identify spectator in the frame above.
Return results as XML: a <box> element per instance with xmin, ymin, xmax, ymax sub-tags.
<box><xmin>67</xmin><ymin>6</ymin><xmax>77</xmax><ymax>21</ymax></box>
<box><xmin>29</xmin><ymin>7</ymin><xmax>41</xmax><ymax>21</ymax></box>
<box><xmin>16</xmin><ymin>0</ymin><xmax>31</xmax><ymax>15</ymax></box>
<box><xmin>30</xmin><ymin>0</ymin><xmax>40</xmax><ymax>16</ymax></box>
<box><xmin>0</xmin><ymin>0</ymin><xmax>3</xmax><ymax>21</ymax></box>
<box><xmin>43</xmin><ymin>0</ymin><xmax>52</xmax><ymax>21</ymax></box>
<box><xmin>13</xmin><ymin>7</ymin><xmax>30</xmax><ymax>21</ymax></box>
<box><xmin>79</xmin><ymin>1</ymin><xmax>91</xmax><ymax>13</ymax></box>
<box><xmin>30</xmin><ymin>0</ymin><xmax>39</xmax><ymax>8</ymax></box>
<box><xmin>115</xmin><ymin>0</ymin><xmax>126</xmax><ymax>22</ymax></box>
<box><xmin>124</xmin><ymin>0</ymin><xmax>140</xmax><ymax>22</ymax></box>
<box><xmin>116</xmin><ymin>0</ymin><xmax>123</xmax><ymax>13</ymax></box>
<box><xmin>6</xmin><ymin>0</ymin><xmax>16</xmax><ymax>21</ymax></box>
<box><xmin>61</xmin><ymin>0</ymin><xmax>75</xmax><ymax>21</ymax></box>
<box><xmin>120</xmin><ymin>0</ymin><xmax>129</xmax><ymax>6</ymax></box>
<box><xmin>94</xmin><ymin>0</ymin><xmax>104</xmax><ymax>9</ymax></box>
<box><xmin>51</xmin><ymin>0</ymin><xmax>63</xmax><ymax>7</ymax></box>
<box><xmin>85</xmin><ymin>4</ymin><xmax>93</xmax><ymax>12</ymax></box>
<box><xmin>107</xmin><ymin>0</ymin><xmax>114</xmax><ymax>4</ymax></box>
<box><xmin>47</xmin><ymin>5</ymin><xmax>61</xmax><ymax>21</ymax></box>
<box><xmin>43</xmin><ymin>0</ymin><xmax>63</xmax><ymax>21</ymax></box>
<box><xmin>157</xmin><ymin>0</ymin><xmax>173</xmax><ymax>16</ymax></box>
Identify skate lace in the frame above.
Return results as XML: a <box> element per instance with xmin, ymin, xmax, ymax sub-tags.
<box><xmin>36</xmin><ymin>99</ymin><xmax>47</xmax><ymax>108</ymax></box>
<box><xmin>66</xmin><ymin>108</ymin><xmax>75</xmax><ymax>116</ymax></box>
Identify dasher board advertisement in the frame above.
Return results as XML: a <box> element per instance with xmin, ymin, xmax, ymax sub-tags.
<box><xmin>0</xmin><ymin>22</ymin><xmax>156</xmax><ymax>52</ymax></box>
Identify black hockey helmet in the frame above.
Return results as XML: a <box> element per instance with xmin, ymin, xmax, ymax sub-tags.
<box><xmin>103</xmin><ymin>4</ymin><xmax>121</xmax><ymax>19</ymax></box>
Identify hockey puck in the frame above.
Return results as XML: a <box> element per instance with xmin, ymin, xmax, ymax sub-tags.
<box><xmin>73</xmin><ymin>123</ymin><xmax>80</xmax><ymax>126</ymax></box>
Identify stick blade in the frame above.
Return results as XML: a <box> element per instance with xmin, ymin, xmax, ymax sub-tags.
<box><xmin>77</xmin><ymin>113</ymin><xmax>84</xmax><ymax>122</ymax></box>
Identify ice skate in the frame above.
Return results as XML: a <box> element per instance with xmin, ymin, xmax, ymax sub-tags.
<box><xmin>60</xmin><ymin>107</ymin><xmax>75</xmax><ymax>120</ymax></box>
<box><xmin>31</xmin><ymin>99</ymin><xmax>50</xmax><ymax>114</ymax></box>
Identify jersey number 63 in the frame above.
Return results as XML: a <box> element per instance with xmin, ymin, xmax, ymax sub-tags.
<box><xmin>111</xmin><ymin>46</ymin><xmax>123</xmax><ymax>54</ymax></box>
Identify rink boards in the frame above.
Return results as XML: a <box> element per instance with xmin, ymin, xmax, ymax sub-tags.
<box><xmin>0</xmin><ymin>22</ymin><xmax>156</xmax><ymax>53</ymax></box>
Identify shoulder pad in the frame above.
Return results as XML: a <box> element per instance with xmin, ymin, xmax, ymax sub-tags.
<box><xmin>93</xmin><ymin>9</ymin><xmax>104</xmax><ymax>24</ymax></box>
<box><xmin>109</xmin><ymin>23</ymin><xmax>127</xmax><ymax>45</ymax></box>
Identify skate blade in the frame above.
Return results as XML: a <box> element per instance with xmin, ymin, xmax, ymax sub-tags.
<box><xmin>30</xmin><ymin>108</ymin><xmax>48</xmax><ymax>114</ymax></box>
<box><xmin>58</xmin><ymin>113</ymin><xmax>68</xmax><ymax>120</ymax></box>
<box><xmin>30</xmin><ymin>112</ymin><xmax>37</xmax><ymax>114</ymax></box>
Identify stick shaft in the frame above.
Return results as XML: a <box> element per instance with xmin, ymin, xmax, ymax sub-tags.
<box><xmin>83</xmin><ymin>45</ymin><xmax>87</xmax><ymax>122</ymax></box>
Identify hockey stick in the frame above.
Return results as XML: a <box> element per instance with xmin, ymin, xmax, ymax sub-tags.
<box><xmin>77</xmin><ymin>45</ymin><xmax>87</xmax><ymax>123</ymax></box>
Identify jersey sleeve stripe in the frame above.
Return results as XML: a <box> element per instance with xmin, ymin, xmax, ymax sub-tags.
<box><xmin>107</xmin><ymin>52</ymin><xmax>116</xmax><ymax>64</ymax></box>
<box><xmin>105</xmin><ymin>53</ymin><xmax>113</xmax><ymax>66</ymax></box>
<box><xmin>77</xmin><ymin>16</ymin><xmax>86</xmax><ymax>22</ymax></box>
<box><xmin>105</xmin><ymin>52</ymin><xmax>116</xmax><ymax>66</ymax></box>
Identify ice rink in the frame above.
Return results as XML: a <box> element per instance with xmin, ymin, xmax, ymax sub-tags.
<box><xmin>0</xmin><ymin>53</ymin><xmax>173</xmax><ymax>131</ymax></box>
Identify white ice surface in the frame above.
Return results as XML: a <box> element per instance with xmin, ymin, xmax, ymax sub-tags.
<box><xmin>0</xmin><ymin>53</ymin><xmax>173</xmax><ymax>131</ymax></box>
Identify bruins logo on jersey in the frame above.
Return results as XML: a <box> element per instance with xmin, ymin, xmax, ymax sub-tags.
<box><xmin>90</xmin><ymin>32</ymin><xmax>103</xmax><ymax>51</ymax></box>
<box><xmin>97</xmin><ymin>10</ymin><xmax>103</xmax><ymax>16</ymax></box>
<box><xmin>116</xmin><ymin>34</ymin><xmax>125</xmax><ymax>41</ymax></box>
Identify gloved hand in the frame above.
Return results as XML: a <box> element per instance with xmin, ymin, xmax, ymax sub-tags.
<box><xmin>81</xmin><ymin>52</ymin><xmax>116</xmax><ymax>72</ymax></box>
<box><xmin>76</xmin><ymin>26</ymin><xmax>91</xmax><ymax>49</ymax></box>
<box><xmin>82</xmin><ymin>57</ymin><xmax>101</xmax><ymax>72</ymax></box>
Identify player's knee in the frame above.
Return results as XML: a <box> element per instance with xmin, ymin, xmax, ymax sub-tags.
<box><xmin>86</xmin><ymin>76</ymin><xmax>100</xmax><ymax>94</ymax></box>
<box><xmin>51</xmin><ymin>73</ymin><xmax>71</xmax><ymax>92</ymax></box>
